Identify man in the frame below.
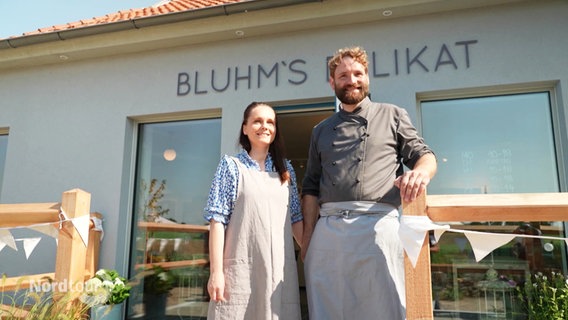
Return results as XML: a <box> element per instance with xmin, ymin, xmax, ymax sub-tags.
<box><xmin>301</xmin><ymin>46</ymin><xmax>437</xmax><ymax>319</ymax></box>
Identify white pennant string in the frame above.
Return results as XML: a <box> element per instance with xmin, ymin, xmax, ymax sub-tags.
<box><xmin>0</xmin><ymin>209</ymin><xmax>95</xmax><ymax>259</ymax></box>
<box><xmin>399</xmin><ymin>216</ymin><xmax>568</xmax><ymax>268</ymax></box>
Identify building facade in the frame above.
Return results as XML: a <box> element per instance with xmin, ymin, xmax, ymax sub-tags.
<box><xmin>1</xmin><ymin>0</ymin><xmax>567</xmax><ymax>318</ymax></box>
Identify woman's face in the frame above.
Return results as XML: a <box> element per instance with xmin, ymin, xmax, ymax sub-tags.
<box><xmin>242</xmin><ymin>105</ymin><xmax>276</xmax><ymax>150</ymax></box>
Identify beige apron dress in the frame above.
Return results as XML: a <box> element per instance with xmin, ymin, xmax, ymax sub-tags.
<box><xmin>304</xmin><ymin>201</ymin><xmax>406</xmax><ymax>320</ymax></box>
<box><xmin>207</xmin><ymin>157</ymin><xmax>301</xmax><ymax>320</ymax></box>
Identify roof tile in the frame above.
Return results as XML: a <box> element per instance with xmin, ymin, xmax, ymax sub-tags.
<box><xmin>19</xmin><ymin>0</ymin><xmax>246</xmax><ymax>37</ymax></box>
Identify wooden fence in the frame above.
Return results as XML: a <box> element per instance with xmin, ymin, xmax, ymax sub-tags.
<box><xmin>0</xmin><ymin>189</ymin><xmax>102</xmax><ymax>315</ymax></box>
<box><xmin>403</xmin><ymin>192</ymin><xmax>568</xmax><ymax>319</ymax></box>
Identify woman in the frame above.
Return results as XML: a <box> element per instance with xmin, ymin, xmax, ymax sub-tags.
<box><xmin>204</xmin><ymin>101</ymin><xmax>303</xmax><ymax>319</ymax></box>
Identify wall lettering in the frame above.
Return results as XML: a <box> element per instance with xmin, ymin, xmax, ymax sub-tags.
<box><xmin>178</xmin><ymin>39</ymin><xmax>477</xmax><ymax>96</ymax></box>
<box><xmin>177</xmin><ymin>59</ymin><xmax>307</xmax><ymax>96</ymax></box>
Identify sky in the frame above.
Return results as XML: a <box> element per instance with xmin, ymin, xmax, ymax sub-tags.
<box><xmin>0</xmin><ymin>0</ymin><xmax>159</xmax><ymax>39</ymax></box>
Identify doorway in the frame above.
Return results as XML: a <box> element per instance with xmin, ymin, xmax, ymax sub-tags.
<box><xmin>276</xmin><ymin>102</ymin><xmax>335</xmax><ymax>319</ymax></box>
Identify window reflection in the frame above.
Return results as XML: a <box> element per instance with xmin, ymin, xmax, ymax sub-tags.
<box><xmin>422</xmin><ymin>92</ymin><xmax>566</xmax><ymax>319</ymax></box>
<box><xmin>128</xmin><ymin>118</ymin><xmax>221</xmax><ymax>319</ymax></box>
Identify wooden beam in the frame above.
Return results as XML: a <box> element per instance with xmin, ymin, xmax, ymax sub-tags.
<box><xmin>427</xmin><ymin>193</ymin><xmax>568</xmax><ymax>222</ymax></box>
<box><xmin>0</xmin><ymin>272</ymin><xmax>56</xmax><ymax>292</ymax></box>
<box><xmin>403</xmin><ymin>192</ymin><xmax>433</xmax><ymax>320</ymax></box>
<box><xmin>0</xmin><ymin>203</ymin><xmax>60</xmax><ymax>227</ymax></box>
<box><xmin>138</xmin><ymin>221</ymin><xmax>209</xmax><ymax>233</ymax></box>
<box><xmin>135</xmin><ymin>259</ymin><xmax>208</xmax><ymax>271</ymax></box>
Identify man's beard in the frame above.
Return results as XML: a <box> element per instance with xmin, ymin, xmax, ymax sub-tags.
<box><xmin>335</xmin><ymin>83</ymin><xmax>369</xmax><ymax>105</ymax></box>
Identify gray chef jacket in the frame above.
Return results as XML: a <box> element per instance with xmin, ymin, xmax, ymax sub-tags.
<box><xmin>302</xmin><ymin>97</ymin><xmax>434</xmax><ymax>208</ymax></box>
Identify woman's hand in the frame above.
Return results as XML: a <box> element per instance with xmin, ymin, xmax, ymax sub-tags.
<box><xmin>207</xmin><ymin>271</ymin><xmax>226</xmax><ymax>302</ymax></box>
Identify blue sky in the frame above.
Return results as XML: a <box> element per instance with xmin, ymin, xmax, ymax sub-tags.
<box><xmin>0</xmin><ymin>0</ymin><xmax>158</xmax><ymax>39</ymax></box>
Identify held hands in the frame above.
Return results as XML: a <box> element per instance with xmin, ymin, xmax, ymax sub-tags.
<box><xmin>393</xmin><ymin>169</ymin><xmax>430</xmax><ymax>203</ymax></box>
<box><xmin>207</xmin><ymin>271</ymin><xmax>226</xmax><ymax>302</ymax></box>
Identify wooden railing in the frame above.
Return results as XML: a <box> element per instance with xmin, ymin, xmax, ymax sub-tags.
<box><xmin>403</xmin><ymin>192</ymin><xmax>568</xmax><ymax>319</ymax></box>
<box><xmin>136</xmin><ymin>222</ymin><xmax>209</xmax><ymax>271</ymax></box>
<box><xmin>0</xmin><ymin>188</ymin><xmax>102</xmax><ymax>293</ymax></box>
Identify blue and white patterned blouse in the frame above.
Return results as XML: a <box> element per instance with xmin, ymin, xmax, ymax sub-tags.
<box><xmin>204</xmin><ymin>150</ymin><xmax>303</xmax><ymax>225</ymax></box>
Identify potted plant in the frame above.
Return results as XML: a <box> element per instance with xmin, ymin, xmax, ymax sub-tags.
<box><xmin>517</xmin><ymin>271</ymin><xmax>568</xmax><ymax>319</ymax></box>
<box><xmin>141</xmin><ymin>265</ymin><xmax>174</xmax><ymax>319</ymax></box>
<box><xmin>81</xmin><ymin>269</ymin><xmax>131</xmax><ymax>319</ymax></box>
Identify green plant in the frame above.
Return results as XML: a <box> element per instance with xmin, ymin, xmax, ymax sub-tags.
<box><xmin>142</xmin><ymin>265</ymin><xmax>174</xmax><ymax>295</ymax></box>
<box><xmin>139</xmin><ymin>178</ymin><xmax>170</xmax><ymax>221</ymax></box>
<box><xmin>1</xmin><ymin>275</ymin><xmax>91</xmax><ymax>320</ymax></box>
<box><xmin>517</xmin><ymin>271</ymin><xmax>568</xmax><ymax>319</ymax></box>
<box><xmin>81</xmin><ymin>269</ymin><xmax>131</xmax><ymax>306</ymax></box>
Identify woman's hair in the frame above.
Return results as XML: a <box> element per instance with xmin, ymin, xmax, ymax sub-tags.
<box><xmin>239</xmin><ymin>101</ymin><xmax>290</xmax><ymax>183</ymax></box>
<box><xmin>328</xmin><ymin>46</ymin><xmax>369</xmax><ymax>78</ymax></box>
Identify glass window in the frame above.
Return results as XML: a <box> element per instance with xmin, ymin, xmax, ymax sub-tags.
<box><xmin>127</xmin><ymin>118</ymin><xmax>221</xmax><ymax>319</ymax></box>
<box><xmin>0</xmin><ymin>133</ymin><xmax>8</xmax><ymax>190</ymax></box>
<box><xmin>423</xmin><ymin>92</ymin><xmax>558</xmax><ymax>195</ymax></box>
<box><xmin>421</xmin><ymin>92</ymin><xmax>565</xmax><ymax>319</ymax></box>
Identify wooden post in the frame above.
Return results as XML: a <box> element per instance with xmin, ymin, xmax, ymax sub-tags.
<box><xmin>403</xmin><ymin>192</ymin><xmax>434</xmax><ymax>320</ymax></box>
<box><xmin>54</xmin><ymin>188</ymin><xmax>91</xmax><ymax>295</ymax></box>
<box><xmin>86</xmin><ymin>212</ymin><xmax>103</xmax><ymax>278</ymax></box>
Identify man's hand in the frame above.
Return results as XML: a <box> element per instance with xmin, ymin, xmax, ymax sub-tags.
<box><xmin>394</xmin><ymin>169</ymin><xmax>430</xmax><ymax>203</ymax></box>
<box><xmin>394</xmin><ymin>153</ymin><xmax>437</xmax><ymax>203</ymax></box>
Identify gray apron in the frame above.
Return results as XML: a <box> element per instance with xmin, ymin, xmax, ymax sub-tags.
<box><xmin>304</xmin><ymin>201</ymin><xmax>406</xmax><ymax>320</ymax></box>
<box><xmin>208</xmin><ymin>157</ymin><xmax>301</xmax><ymax>320</ymax></box>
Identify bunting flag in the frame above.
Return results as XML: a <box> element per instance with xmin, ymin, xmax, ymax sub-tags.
<box><xmin>0</xmin><ymin>229</ymin><xmax>17</xmax><ymax>253</ymax></box>
<box><xmin>71</xmin><ymin>214</ymin><xmax>91</xmax><ymax>247</ymax></box>
<box><xmin>463</xmin><ymin>232</ymin><xmax>516</xmax><ymax>262</ymax></box>
<box><xmin>174</xmin><ymin>238</ymin><xmax>183</xmax><ymax>251</ymax></box>
<box><xmin>398</xmin><ymin>216</ymin><xmax>450</xmax><ymax>267</ymax></box>
<box><xmin>91</xmin><ymin>216</ymin><xmax>104</xmax><ymax>241</ymax></box>
<box><xmin>0</xmin><ymin>213</ymin><xmax>102</xmax><ymax>259</ymax></box>
<box><xmin>21</xmin><ymin>237</ymin><xmax>42</xmax><ymax>260</ymax></box>
<box><xmin>399</xmin><ymin>215</ymin><xmax>568</xmax><ymax>268</ymax></box>
<box><xmin>30</xmin><ymin>223</ymin><xmax>59</xmax><ymax>239</ymax></box>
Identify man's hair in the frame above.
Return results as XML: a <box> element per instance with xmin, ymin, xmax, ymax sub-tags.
<box><xmin>328</xmin><ymin>46</ymin><xmax>369</xmax><ymax>78</ymax></box>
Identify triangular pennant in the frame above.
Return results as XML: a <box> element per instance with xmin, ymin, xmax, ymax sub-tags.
<box><xmin>22</xmin><ymin>237</ymin><xmax>42</xmax><ymax>260</ymax></box>
<box><xmin>71</xmin><ymin>215</ymin><xmax>90</xmax><ymax>247</ymax></box>
<box><xmin>29</xmin><ymin>224</ymin><xmax>59</xmax><ymax>239</ymax></box>
<box><xmin>174</xmin><ymin>238</ymin><xmax>183</xmax><ymax>251</ymax></box>
<box><xmin>398</xmin><ymin>216</ymin><xmax>450</xmax><ymax>268</ymax></box>
<box><xmin>434</xmin><ymin>229</ymin><xmax>447</xmax><ymax>242</ymax></box>
<box><xmin>464</xmin><ymin>231</ymin><xmax>515</xmax><ymax>262</ymax></box>
<box><xmin>398</xmin><ymin>226</ymin><xmax>425</xmax><ymax>268</ymax></box>
<box><xmin>159</xmin><ymin>239</ymin><xmax>168</xmax><ymax>253</ymax></box>
<box><xmin>91</xmin><ymin>216</ymin><xmax>104</xmax><ymax>241</ymax></box>
<box><xmin>0</xmin><ymin>229</ymin><xmax>17</xmax><ymax>251</ymax></box>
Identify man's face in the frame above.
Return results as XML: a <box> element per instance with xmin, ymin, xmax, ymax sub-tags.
<box><xmin>330</xmin><ymin>56</ymin><xmax>369</xmax><ymax>106</ymax></box>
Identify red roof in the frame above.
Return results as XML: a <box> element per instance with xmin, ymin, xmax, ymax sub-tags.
<box><xmin>22</xmin><ymin>0</ymin><xmax>247</xmax><ymax>37</ymax></box>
